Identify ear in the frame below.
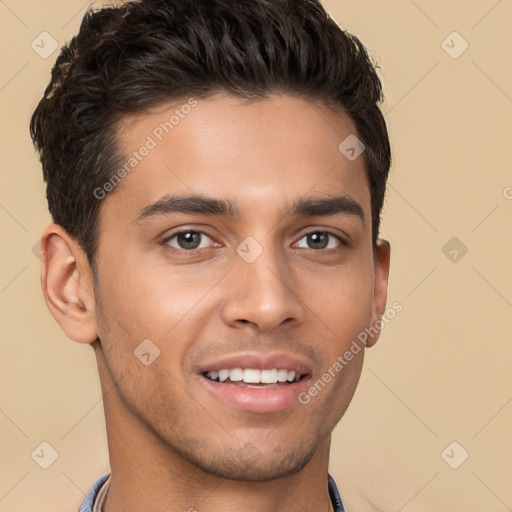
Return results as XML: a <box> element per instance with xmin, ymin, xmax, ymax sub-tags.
<box><xmin>366</xmin><ymin>239</ymin><xmax>391</xmax><ymax>348</ymax></box>
<box><xmin>40</xmin><ymin>223</ymin><xmax>98</xmax><ymax>344</ymax></box>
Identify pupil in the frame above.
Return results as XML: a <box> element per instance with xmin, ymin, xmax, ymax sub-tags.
<box><xmin>308</xmin><ymin>232</ymin><xmax>328</xmax><ymax>249</ymax></box>
<box><xmin>178</xmin><ymin>232</ymin><xmax>201</xmax><ymax>249</ymax></box>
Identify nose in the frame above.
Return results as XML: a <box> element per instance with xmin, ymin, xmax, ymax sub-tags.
<box><xmin>220</xmin><ymin>242</ymin><xmax>303</xmax><ymax>333</ymax></box>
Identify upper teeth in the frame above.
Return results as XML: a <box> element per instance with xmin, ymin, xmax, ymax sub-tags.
<box><xmin>206</xmin><ymin>368</ymin><xmax>298</xmax><ymax>384</ymax></box>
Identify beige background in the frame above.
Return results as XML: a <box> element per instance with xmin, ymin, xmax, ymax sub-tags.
<box><xmin>1</xmin><ymin>1</ymin><xmax>511</xmax><ymax>510</ymax></box>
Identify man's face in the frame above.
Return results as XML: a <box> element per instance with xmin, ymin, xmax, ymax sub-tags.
<box><xmin>92</xmin><ymin>93</ymin><xmax>388</xmax><ymax>481</ymax></box>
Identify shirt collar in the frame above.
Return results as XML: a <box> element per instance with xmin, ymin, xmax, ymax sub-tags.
<box><xmin>328</xmin><ymin>474</ymin><xmax>345</xmax><ymax>512</ymax></box>
<box><xmin>80</xmin><ymin>472</ymin><xmax>345</xmax><ymax>512</ymax></box>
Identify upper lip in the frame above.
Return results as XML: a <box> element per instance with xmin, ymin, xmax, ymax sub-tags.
<box><xmin>197</xmin><ymin>352</ymin><xmax>312</xmax><ymax>376</ymax></box>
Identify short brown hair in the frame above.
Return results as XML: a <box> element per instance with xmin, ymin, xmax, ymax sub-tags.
<box><xmin>30</xmin><ymin>0</ymin><xmax>391</xmax><ymax>264</ymax></box>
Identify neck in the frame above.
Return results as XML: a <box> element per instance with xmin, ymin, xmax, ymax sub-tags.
<box><xmin>95</xmin><ymin>344</ymin><xmax>334</xmax><ymax>512</ymax></box>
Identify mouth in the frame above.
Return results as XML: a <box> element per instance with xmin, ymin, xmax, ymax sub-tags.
<box><xmin>203</xmin><ymin>368</ymin><xmax>305</xmax><ymax>388</ymax></box>
<box><xmin>198</xmin><ymin>353</ymin><xmax>312</xmax><ymax>413</ymax></box>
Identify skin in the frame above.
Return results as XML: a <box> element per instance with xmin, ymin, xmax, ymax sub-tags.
<box><xmin>40</xmin><ymin>93</ymin><xmax>390</xmax><ymax>512</ymax></box>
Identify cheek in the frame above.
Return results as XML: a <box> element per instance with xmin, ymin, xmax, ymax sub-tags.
<box><xmin>93</xmin><ymin>255</ymin><xmax>226</xmax><ymax>393</ymax></box>
<box><xmin>308</xmin><ymin>262</ymin><xmax>374</xmax><ymax>348</ymax></box>
<box><xmin>94</xmin><ymin>250</ymin><xmax>221</xmax><ymax>339</ymax></box>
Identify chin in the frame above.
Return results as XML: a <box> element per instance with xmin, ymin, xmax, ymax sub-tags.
<box><xmin>198</xmin><ymin>453</ymin><xmax>314</xmax><ymax>482</ymax></box>
<box><xmin>175</xmin><ymin>437</ymin><xmax>321</xmax><ymax>482</ymax></box>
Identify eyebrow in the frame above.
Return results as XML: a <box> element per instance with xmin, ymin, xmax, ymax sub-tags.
<box><xmin>136</xmin><ymin>195</ymin><xmax>235</xmax><ymax>222</ymax></box>
<box><xmin>290</xmin><ymin>196</ymin><xmax>365</xmax><ymax>223</ymax></box>
<box><xmin>135</xmin><ymin>194</ymin><xmax>364</xmax><ymax>224</ymax></box>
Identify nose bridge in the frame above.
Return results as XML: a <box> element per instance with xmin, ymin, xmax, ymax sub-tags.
<box><xmin>221</xmin><ymin>235</ymin><xmax>301</xmax><ymax>331</ymax></box>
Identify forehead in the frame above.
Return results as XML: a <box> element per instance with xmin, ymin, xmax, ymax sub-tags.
<box><xmin>106</xmin><ymin>93</ymin><xmax>370</xmax><ymax>221</ymax></box>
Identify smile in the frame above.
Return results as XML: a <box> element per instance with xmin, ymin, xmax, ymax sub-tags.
<box><xmin>198</xmin><ymin>353</ymin><xmax>312</xmax><ymax>413</ymax></box>
<box><xmin>204</xmin><ymin>368</ymin><xmax>303</xmax><ymax>388</ymax></box>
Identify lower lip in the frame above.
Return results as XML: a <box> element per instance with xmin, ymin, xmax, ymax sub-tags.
<box><xmin>200</xmin><ymin>376</ymin><xmax>311</xmax><ymax>413</ymax></box>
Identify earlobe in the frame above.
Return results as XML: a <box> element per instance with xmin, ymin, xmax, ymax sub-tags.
<box><xmin>40</xmin><ymin>223</ymin><xmax>98</xmax><ymax>344</ymax></box>
<box><xmin>366</xmin><ymin>239</ymin><xmax>391</xmax><ymax>348</ymax></box>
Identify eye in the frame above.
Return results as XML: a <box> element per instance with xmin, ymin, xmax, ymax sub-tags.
<box><xmin>164</xmin><ymin>230</ymin><xmax>215</xmax><ymax>251</ymax></box>
<box><xmin>295</xmin><ymin>231</ymin><xmax>342</xmax><ymax>250</ymax></box>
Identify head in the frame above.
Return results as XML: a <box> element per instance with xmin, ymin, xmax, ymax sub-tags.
<box><xmin>31</xmin><ymin>0</ymin><xmax>391</xmax><ymax>481</ymax></box>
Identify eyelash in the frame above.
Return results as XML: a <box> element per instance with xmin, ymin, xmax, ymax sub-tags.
<box><xmin>161</xmin><ymin>229</ymin><xmax>347</xmax><ymax>253</ymax></box>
